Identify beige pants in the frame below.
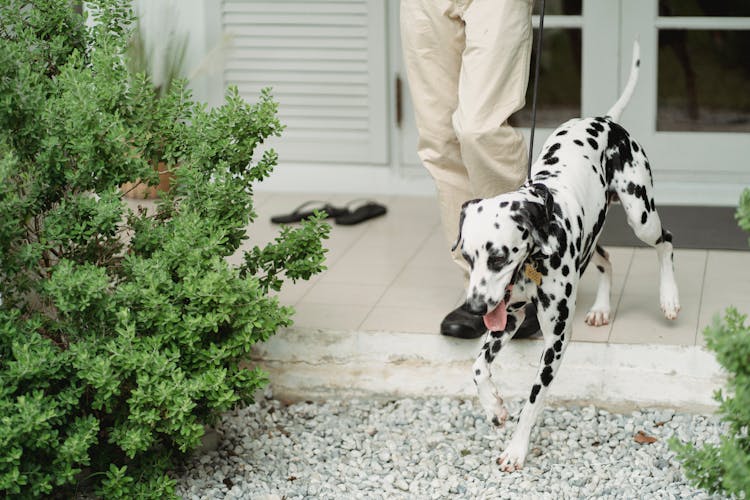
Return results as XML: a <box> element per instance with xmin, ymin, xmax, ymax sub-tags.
<box><xmin>400</xmin><ymin>0</ymin><xmax>533</xmax><ymax>276</ymax></box>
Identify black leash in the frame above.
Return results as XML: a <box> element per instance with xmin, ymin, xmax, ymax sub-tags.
<box><xmin>527</xmin><ymin>0</ymin><xmax>546</xmax><ymax>180</ymax></box>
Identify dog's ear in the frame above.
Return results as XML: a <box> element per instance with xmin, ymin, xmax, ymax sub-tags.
<box><xmin>451</xmin><ymin>198</ymin><xmax>481</xmax><ymax>252</ymax></box>
<box><xmin>519</xmin><ymin>185</ymin><xmax>557</xmax><ymax>256</ymax></box>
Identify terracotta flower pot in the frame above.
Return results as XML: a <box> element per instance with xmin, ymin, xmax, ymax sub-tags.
<box><xmin>121</xmin><ymin>162</ymin><xmax>175</xmax><ymax>199</ymax></box>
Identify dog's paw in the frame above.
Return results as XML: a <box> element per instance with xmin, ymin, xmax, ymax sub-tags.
<box><xmin>490</xmin><ymin>405</ymin><xmax>509</xmax><ymax>427</ymax></box>
<box><xmin>584</xmin><ymin>309</ymin><xmax>610</xmax><ymax>326</ymax></box>
<box><xmin>660</xmin><ymin>283</ymin><xmax>680</xmax><ymax>320</ymax></box>
<box><xmin>661</xmin><ymin>300</ymin><xmax>681</xmax><ymax>320</ymax></box>
<box><xmin>496</xmin><ymin>443</ymin><xmax>527</xmax><ymax>472</ymax></box>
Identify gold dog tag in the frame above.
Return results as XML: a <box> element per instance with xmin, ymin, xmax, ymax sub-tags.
<box><xmin>524</xmin><ymin>263</ymin><xmax>542</xmax><ymax>286</ymax></box>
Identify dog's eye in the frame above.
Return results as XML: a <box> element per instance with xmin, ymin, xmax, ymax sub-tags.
<box><xmin>487</xmin><ymin>255</ymin><xmax>506</xmax><ymax>271</ymax></box>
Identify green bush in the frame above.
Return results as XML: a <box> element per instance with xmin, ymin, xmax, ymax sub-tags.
<box><xmin>0</xmin><ymin>1</ymin><xmax>328</xmax><ymax>498</ymax></box>
<box><xmin>670</xmin><ymin>188</ymin><xmax>750</xmax><ymax>498</ymax></box>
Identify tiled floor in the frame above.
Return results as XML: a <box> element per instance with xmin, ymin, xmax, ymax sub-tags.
<box><xmin>234</xmin><ymin>192</ymin><xmax>749</xmax><ymax>347</ymax></box>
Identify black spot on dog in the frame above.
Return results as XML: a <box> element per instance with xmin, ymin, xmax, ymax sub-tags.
<box><xmin>535</xmin><ymin>261</ymin><xmax>549</xmax><ymax>276</ymax></box>
<box><xmin>565</xmin><ymin>283</ymin><xmax>572</xmax><ymax>297</ymax></box>
<box><xmin>656</xmin><ymin>230</ymin><xmax>673</xmax><ymax>245</ymax></box>
<box><xmin>596</xmin><ymin>265</ymin><xmax>605</xmax><ymax>273</ymax></box>
<box><xmin>541</xmin><ymin>366</ymin><xmax>554</xmax><ymax>386</ymax></box>
<box><xmin>544</xmin><ymin>348</ymin><xmax>555</xmax><ymax>365</ymax></box>
<box><xmin>544</xmin><ymin>156</ymin><xmax>560</xmax><ymax>166</ymax></box>
<box><xmin>550</xmin><ymin>254</ymin><xmax>561</xmax><ymax>269</ymax></box>
<box><xmin>556</xmin><ymin>129</ymin><xmax>568</xmax><ymax>136</ymax></box>
<box><xmin>505</xmin><ymin>315</ymin><xmax>517</xmax><ymax>332</ymax></box>
<box><xmin>554</xmin><ymin>322</ymin><xmax>565</xmax><ymax>336</ymax></box>
<box><xmin>494</xmin><ymin>222</ymin><xmax>499</xmax><ymax>229</ymax></box>
<box><xmin>586</xmin><ymin>127</ymin><xmax>599</xmax><ymax>138</ymax></box>
<box><xmin>605</xmin><ymin>122</ymin><xmax>634</xmax><ymax>180</ymax></box>
<box><xmin>478</xmin><ymin>206</ymin><xmax>483</xmax><ymax>213</ymax></box>
<box><xmin>492</xmin><ymin>342</ymin><xmax>501</xmax><ymax>353</ymax></box>
<box><xmin>500</xmin><ymin>201</ymin><xmax>509</xmax><ymax>208</ymax></box>
<box><xmin>530</xmin><ymin>384</ymin><xmax>541</xmax><ymax>404</ymax></box>
<box><xmin>562</xmin><ymin>265</ymin><xmax>570</xmax><ymax>276</ymax></box>
<box><xmin>554</xmin><ymin>340</ymin><xmax>563</xmax><ymax>352</ymax></box>
<box><xmin>574</xmin><ymin>139</ymin><xmax>584</xmax><ymax>147</ymax></box>
<box><xmin>641</xmin><ymin>211</ymin><xmax>648</xmax><ymax>224</ymax></box>
<box><xmin>545</xmin><ymin>143</ymin><xmax>561</xmax><ymax>157</ymax></box>
<box><xmin>557</xmin><ymin>299</ymin><xmax>569</xmax><ymax>322</ymax></box>
<box><xmin>509</xmin><ymin>301</ymin><xmax>526</xmax><ymax>311</ymax></box>
<box><xmin>632</xmin><ymin>141</ymin><xmax>640</xmax><ymax>153</ymax></box>
<box><xmin>591</xmin><ymin>121</ymin><xmax>605</xmax><ymax>132</ymax></box>
<box><xmin>537</xmin><ymin>288</ymin><xmax>551</xmax><ymax>309</ymax></box>
<box><xmin>587</xmin><ymin>137</ymin><xmax>598</xmax><ymax>149</ymax></box>
<box><xmin>475</xmin><ymin>369</ymin><xmax>481</xmax><ymax>376</ymax></box>
<box><xmin>511</xmin><ymin>201</ymin><xmax>520</xmax><ymax>211</ymax></box>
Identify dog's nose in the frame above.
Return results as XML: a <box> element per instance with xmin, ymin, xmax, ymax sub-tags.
<box><xmin>462</xmin><ymin>301</ymin><xmax>487</xmax><ymax>316</ymax></box>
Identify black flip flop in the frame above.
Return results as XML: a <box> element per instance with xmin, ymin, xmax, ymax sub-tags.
<box><xmin>270</xmin><ymin>200</ymin><xmax>347</xmax><ymax>224</ymax></box>
<box><xmin>335</xmin><ymin>200</ymin><xmax>387</xmax><ymax>225</ymax></box>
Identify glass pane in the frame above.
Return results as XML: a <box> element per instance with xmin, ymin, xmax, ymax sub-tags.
<box><xmin>510</xmin><ymin>28</ymin><xmax>581</xmax><ymax>128</ymax></box>
<box><xmin>659</xmin><ymin>0</ymin><xmax>750</xmax><ymax>18</ymax></box>
<box><xmin>533</xmin><ymin>0</ymin><xmax>581</xmax><ymax>16</ymax></box>
<box><xmin>657</xmin><ymin>29</ymin><xmax>750</xmax><ymax>132</ymax></box>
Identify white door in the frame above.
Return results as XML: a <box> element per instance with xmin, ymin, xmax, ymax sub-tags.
<box><xmin>619</xmin><ymin>0</ymin><xmax>750</xmax><ymax>205</ymax></box>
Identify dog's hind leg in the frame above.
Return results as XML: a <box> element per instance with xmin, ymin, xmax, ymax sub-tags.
<box><xmin>473</xmin><ymin>308</ymin><xmax>526</xmax><ymax>427</ymax></box>
<box><xmin>497</xmin><ymin>304</ymin><xmax>572</xmax><ymax>472</ymax></box>
<box><xmin>584</xmin><ymin>245</ymin><xmax>613</xmax><ymax>326</ymax></box>
<box><xmin>614</xmin><ymin>160</ymin><xmax>680</xmax><ymax>320</ymax></box>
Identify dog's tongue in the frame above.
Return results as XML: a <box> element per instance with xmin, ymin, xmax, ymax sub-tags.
<box><xmin>483</xmin><ymin>301</ymin><xmax>508</xmax><ymax>332</ymax></box>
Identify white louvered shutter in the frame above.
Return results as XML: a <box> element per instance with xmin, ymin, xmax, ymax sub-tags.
<box><xmin>222</xmin><ymin>0</ymin><xmax>388</xmax><ymax>164</ymax></box>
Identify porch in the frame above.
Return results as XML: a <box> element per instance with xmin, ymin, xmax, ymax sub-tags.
<box><xmin>232</xmin><ymin>191</ymin><xmax>750</xmax><ymax>412</ymax></box>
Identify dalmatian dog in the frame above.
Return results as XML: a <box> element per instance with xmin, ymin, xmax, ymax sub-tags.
<box><xmin>452</xmin><ymin>42</ymin><xmax>680</xmax><ymax>472</ymax></box>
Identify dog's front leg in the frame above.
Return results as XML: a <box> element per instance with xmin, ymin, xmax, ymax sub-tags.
<box><xmin>473</xmin><ymin>308</ymin><xmax>526</xmax><ymax>427</ymax></box>
<box><xmin>498</xmin><ymin>309</ymin><xmax>571</xmax><ymax>472</ymax></box>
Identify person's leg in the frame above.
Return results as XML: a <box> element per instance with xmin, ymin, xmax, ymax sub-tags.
<box><xmin>401</xmin><ymin>0</ymin><xmax>486</xmax><ymax>338</ymax></box>
<box><xmin>400</xmin><ymin>0</ymin><xmax>471</xmax><ymax>275</ymax></box>
<box><xmin>453</xmin><ymin>0</ymin><xmax>533</xmax><ymax>199</ymax></box>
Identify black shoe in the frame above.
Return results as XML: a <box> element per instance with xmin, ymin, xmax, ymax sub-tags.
<box><xmin>440</xmin><ymin>305</ymin><xmax>486</xmax><ymax>339</ymax></box>
<box><xmin>514</xmin><ymin>304</ymin><xmax>541</xmax><ymax>339</ymax></box>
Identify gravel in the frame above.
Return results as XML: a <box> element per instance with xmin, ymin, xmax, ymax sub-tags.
<box><xmin>176</xmin><ymin>391</ymin><xmax>728</xmax><ymax>499</ymax></box>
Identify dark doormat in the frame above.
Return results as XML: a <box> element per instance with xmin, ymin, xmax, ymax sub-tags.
<box><xmin>599</xmin><ymin>205</ymin><xmax>749</xmax><ymax>251</ymax></box>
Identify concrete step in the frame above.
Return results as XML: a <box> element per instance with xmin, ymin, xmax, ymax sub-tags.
<box><xmin>251</xmin><ymin>328</ymin><xmax>724</xmax><ymax>413</ymax></box>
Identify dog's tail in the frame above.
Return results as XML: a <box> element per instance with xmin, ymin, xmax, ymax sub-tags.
<box><xmin>606</xmin><ymin>40</ymin><xmax>640</xmax><ymax>122</ymax></box>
